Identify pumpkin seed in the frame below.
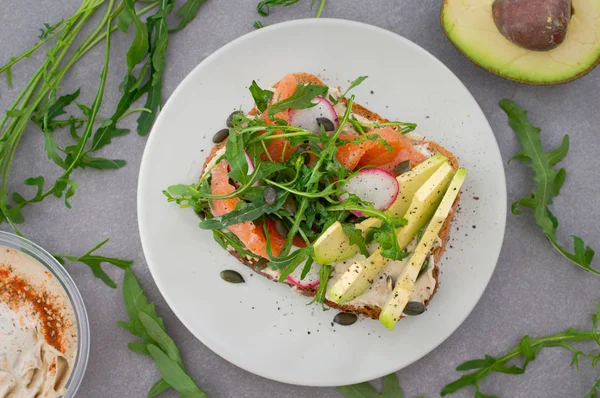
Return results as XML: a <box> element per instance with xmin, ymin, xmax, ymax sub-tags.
<box><xmin>254</xmin><ymin>258</ymin><xmax>268</xmax><ymax>271</ymax></box>
<box><xmin>226</xmin><ymin>110</ymin><xmax>243</xmax><ymax>127</ymax></box>
<box><xmin>264</xmin><ymin>186</ymin><xmax>278</xmax><ymax>205</ymax></box>
<box><xmin>275</xmin><ymin>219</ymin><xmax>289</xmax><ymax>238</ymax></box>
<box><xmin>403</xmin><ymin>301</ymin><xmax>426</xmax><ymax>316</ymax></box>
<box><xmin>345</xmin><ymin>214</ymin><xmax>361</xmax><ymax>224</ymax></box>
<box><xmin>333</xmin><ymin>312</ymin><xmax>358</xmax><ymax>326</ymax></box>
<box><xmin>386</xmin><ymin>275</ymin><xmax>395</xmax><ymax>291</ymax></box>
<box><xmin>394</xmin><ymin>160</ymin><xmax>411</xmax><ymax>175</ymax></box>
<box><xmin>220</xmin><ymin>270</ymin><xmax>245</xmax><ymax>284</ymax></box>
<box><xmin>316</xmin><ymin>117</ymin><xmax>335</xmax><ymax>132</ymax></box>
<box><xmin>212</xmin><ymin>128</ymin><xmax>229</xmax><ymax>143</ymax></box>
<box><xmin>283</xmin><ymin>195</ymin><xmax>297</xmax><ymax>216</ymax></box>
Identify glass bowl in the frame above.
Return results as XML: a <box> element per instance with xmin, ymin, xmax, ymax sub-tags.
<box><xmin>0</xmin><ymin>230</ymin><xmax>90</xmax><ymax>397</ymax></box>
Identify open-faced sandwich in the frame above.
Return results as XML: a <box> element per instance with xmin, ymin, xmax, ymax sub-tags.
<box><xmin>166</xmin><ymin>73</ymin><xmax>467</xmax><ymax>330</ymax></box>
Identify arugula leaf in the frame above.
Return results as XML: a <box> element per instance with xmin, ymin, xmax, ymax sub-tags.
<box><xmin>149</xmin><ymin>0</ymin><xmax>173</xmax><ymax>87</ymax></box>
<box><xmin>337</xmin><ymin>76</ymin><xmax>368</xmax><ymax>102</ymax></box>
<box><xmin>137</xmin><ymin>77</ymin><xmax>162</xmax><ymax>135</ymax></box>
<box><xmin>171</xmin><ymin>0</ymin><xmax>207</xmax><ymax>32</ymax></box>
<box><xmin>147</xmin><ymin>345</ymin><xmax>206</xmax><ymax>397</ymax></box>
<box><xmin>120</xmin><ymin>269</ymin><xmax>205</xmax><ymax>397</ymax></box>
<box><xmin>124</xmin><ymin>0</ymin><xmax>149</xmax><ymax>71</ymax></box>
<box><xmin>148</xmin><ymin>379</ymin><xmax>171</xmax><ymax>397</ymax></box>
<box><xmin>213</xmin><ymin>229</ymin><xmax>258</xmax><ymax>260</ymax></box>
<box><xmin>79</xmin><ymin>154</ymin><xmax>126</xmax><ymax>170</ymax></box>
<box><xmin>225</xmin><ymin>130</ymin><xmax>249</xmax><ymax>184</ymax></box>
<box><xmin>43</xmin><ymin>129</ymin><xmax>67</xmax><ymax>169</ymax></box>
<box><xmin>586</xmin><ymin>380</ymin><xmax>600</xmax><ymax>398</ymax></box>
<box><xmin>199</xmin><ymin>192</ymin><xmax>288</xmax><ymax>229</ymax></box>
<box><xmin>139</xmin><ymin>311</ymin><xmax>182</xmax><ymax>364</ymax></box>
<box><xmin>309</xmin><ymin>264</ymin><xmax>331</xmax><ymax>306</ymax></box>
<box><xmin>38</xmin><ymin>20</ymin><xmax>63</xmax><ymax>39</ymax></box>
<box><xmin>127</xmin><ymin>341</ymin><xmax>150</xmax><ymax>355</ymax></box>
<box><xmin>268</xmin><ymin>83</ymin><xmax>329</xmax><ymax>118</ymax></box>
<box><xmin>257</xmin><ymin>0</ymin><xmax>301</xmax><ymax>16</ymax></box>
<box><xmin>249</xmin><ymin>80</ymin><xmax>274</xmax><ymax>113</ymax></box>
<box><xmin>337</xmin><ymin>372</ymin><xmax>403</xmax><ymax>398</ymax></box>
<box><xmin>500</xmin><ymin>99</ymin><xmax>598</xmax><ymax>274</ymax></box>
<box><xmin>117</xmin><ymin>5</ymin><xmax>134</xmax><ymax>32</ymax></box>
<box><xmin>381</xmin><ymin>373</ymin><xmax>403</xmax><ymax>397</ymax></box>
<box><xmin>34</xmin><ymin>89</ymin><xmax>81</xmax><ymax>129</ymax></box>
<box><xmin>341</xmin><ymin>223</ymin><xmax>370</xmax><ymax>257</ymax></box>
<box><xmin>267</xmin><ymin>246</ymin><xmax>312</xmax><ymax>281</ymax></box>
<box><xmin>54</xmin><ymin>238</ymin><xmax>132</xmax><ymax>289</ymax></box>
<box><xmin>372</xmin><ymin>222</ymin><xmax>409</xmax><ymax>261</ymax></box>
<box><xmin>441</xmin><ymin>302</ymin><xmax>600</xmax><ymax>396</ymax></box>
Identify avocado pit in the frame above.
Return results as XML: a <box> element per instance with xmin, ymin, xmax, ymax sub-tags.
<box><xmin>492</xmin><ymin>0</ymin><xmax>571</xmax><ymax>51</ymax></box>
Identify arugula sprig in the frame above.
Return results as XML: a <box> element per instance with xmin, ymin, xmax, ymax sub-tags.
<box><xmin>441</xmin><ymin>302</ymin><xmax>600</xmax><ymax>396</ymax></box>
<box><xmin>0</xmin><ymin>0</ymin><xmax>205</xmax><ymax>236</ymax></box>
<box><xmin>337</xmin><ymin>372</ymin><xmax>403</xmax><ymax>398</ymax></box>
<box><xmin>54</xmin><ymin>238</ymin><xmax>132</xmax><ymax>288</ymax></box>
<box><xmin>257</xmin><ymin>0</ymin><xmax>327</xmax><ymax>18</ymax></box>
<box><xmin>500</xmin><ymin>99</ymin><xmax>597</xmax><ymax>274</ymax></box>
<box><xmin>118</xmin><ymin>269</ymin><xmax>206</xmax><ymax>397</ymax></box>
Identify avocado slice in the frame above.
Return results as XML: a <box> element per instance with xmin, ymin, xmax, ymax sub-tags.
<box><xmin>386</xmin><ymin>154</ymin><xmax>449</xmax><ymax>218</ymax></box>
<box><xmin>379</xmin><ymin>169</ymin><xmax>467</xmax><ymax>330</ymax></box>
<box><xmin>312</xmin><ymin>218</ymin><xmax>381</xmax><ymax>264</ymax></box>
<box><xmin>328</xmin><ymin>163</ymin><xmax>455</xmax><ymax>304</ymax></box>
<box><xmin>313</xmin><ymin>155</ymin><xmax>449</xmax><ymax>265</ymax></box>
<box><xmin>441</xmin><ymin>0</ymin><xmax>600</xmax><ymax>84</ymax></box>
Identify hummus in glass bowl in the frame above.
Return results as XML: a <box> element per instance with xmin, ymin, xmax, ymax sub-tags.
<box><xmin>0</xmin><ymin>232</ymin><xmax>89</xmax><ymax>397</ymax></box>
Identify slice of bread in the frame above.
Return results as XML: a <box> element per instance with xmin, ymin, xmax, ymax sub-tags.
<box><xmin>203</xmin><ymin>73</ymin><xmax>460</xmax><ymax>320</ymax></box>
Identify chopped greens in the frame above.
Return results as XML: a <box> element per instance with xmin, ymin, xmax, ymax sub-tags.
<box><xmin>500</xmin><ymin>99</ymin><xmax>597</xmax><ymax>274</ymax></box>
<box><xmin>166</xmin><ymin>77</ymin><xmax>416</xmax><ymax>308</ymax></box>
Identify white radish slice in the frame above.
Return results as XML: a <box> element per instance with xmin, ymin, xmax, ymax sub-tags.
<box><xmin>244</xmin><ymin>150</ymin><xmax>260</xmax><ymax>186</ymax></box>
<box><xmin>245</xmin><ymin>150</ymin><xmax>255</xmax><ymax>175</ymax></box>
<box><xmin>289</xmin><ymin>96</ymin><xmax>338</xmax><ymax>134</ymax></box>
<box><xmin>340</xmin><ymin>168</ymin><xmax>400</xmax><ymax>216</ymax></box>
<box><xmin>287</xmin><ymin>261</ymin><xmax>322</xmax><ymax>288</ymax></box>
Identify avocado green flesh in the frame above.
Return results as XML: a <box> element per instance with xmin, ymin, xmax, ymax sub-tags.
<box><xmin>442</xmin><ymin>0</ymin><xmax>600</xmax><ymax>83</ymax></box>
<box><xmin>379</xmin><ymin>169</ymin><xmax>468</xmax><ymax>330</ymax></box>
<box><xmin>328</xmin><ymin>163</ymin><xmax>455</xmax><ymax>304</ymax></box>
<box><xmin>313</xmin><ymin>155</ymin><xmax>448</xmax><ymax>265</ymax></box>
<box><xmin>312</xmin><ymin>218</ymin><xmax>381</xmax><ymax>264</ymax></box>
<box><xmin>386</xmin><ymin>154</ymin><xmax>448</xmax><ymax>218</ymax></box>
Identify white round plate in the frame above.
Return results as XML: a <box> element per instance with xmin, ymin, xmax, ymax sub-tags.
<box><xmin>138</xmin><ymin>19</ymin><xmax>506</xmax><ymax>387</ymax></box>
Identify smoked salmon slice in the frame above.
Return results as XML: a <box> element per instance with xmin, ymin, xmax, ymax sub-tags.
<box><xmin>336</xmin><ymin>128</ymin><xmax>426</xmax><ymax>173</ymax></box>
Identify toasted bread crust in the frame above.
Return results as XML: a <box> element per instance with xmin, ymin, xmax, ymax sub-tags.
<box><xmin>205</xmin><ymin>73</ymin><xmax>461</xmax><ymax>320</ymax></box>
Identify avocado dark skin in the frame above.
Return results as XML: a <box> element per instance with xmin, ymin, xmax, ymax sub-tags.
<box><xmin>493</xmin><ymin>0</ymin><xmax>571</xmax><ymax>51</ymax></box>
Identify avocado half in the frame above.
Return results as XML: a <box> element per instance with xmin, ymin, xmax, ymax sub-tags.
<box><xmin>441</xmin><ymin>0</ymin><xmax>600</xmax><ymax>84</ymax></box>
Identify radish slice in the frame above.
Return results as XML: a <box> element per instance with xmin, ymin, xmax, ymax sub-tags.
<box><xmin>245</xmin><ymin>151</ymin><xmax>255</xmax><ymax>175</ymax></box>
<box><xmin>244</xmin><ymin>151</ymin><xmax>260</xmax><ymax>186</ymax></box>
<box><xmin>340</xmin><ymin>168</ymin><xmax>400</xmax><ymax>216</ymax></box>
<box><xmin>287</xmin><ymin>261</ymin><xmax>322</xmax><ymax>288</ymax></box>
<box><xmin>289</xmin><ymin>96</ymin><xmax>338</xmax><ymax>134</ymax></box>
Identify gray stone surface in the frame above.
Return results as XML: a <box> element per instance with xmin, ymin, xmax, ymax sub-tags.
<box><xmin>1</xmin><ymin>0</ymin><xmax>599</xmax><ymax>397</ymax></box>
